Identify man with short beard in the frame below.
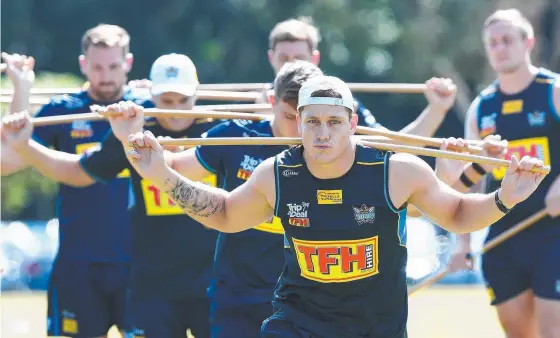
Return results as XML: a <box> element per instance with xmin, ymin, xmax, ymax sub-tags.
<box><xmin>1</xmin><ymin>24</ymin><xmax>152</xmax><ymax>338</ymax></box>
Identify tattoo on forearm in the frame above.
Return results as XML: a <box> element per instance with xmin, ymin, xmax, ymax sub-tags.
<box><xmin>164</xmin><ymin>178</ymin><xmax>225</xmax><ymax>218</ymax></box>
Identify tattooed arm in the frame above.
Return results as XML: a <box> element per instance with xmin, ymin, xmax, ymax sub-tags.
<box><xmin>158</xmin><ymin>158</ymin><xmax>276</xmax><ymax>232</ymax></box>
<box><xmin>125</xmin><ymin>131</ymin><xmax>277</xmax><ymax>232</ymax></box>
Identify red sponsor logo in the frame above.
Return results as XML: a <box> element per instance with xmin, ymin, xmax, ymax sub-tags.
<box><xmin>288</xmin><ymin>217</ymin><xmax>310</xmax><ymax>227</ymax></box>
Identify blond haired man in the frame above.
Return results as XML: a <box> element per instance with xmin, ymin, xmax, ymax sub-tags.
<box><xmin>449</xmin><ymin>9</ymin><xmax>560</xmax><ymax>338</ymax></box>
<box><xmin>1</xmin><ymin>24</ymin><xmax>152</xmax><ymax>338</ymax></box>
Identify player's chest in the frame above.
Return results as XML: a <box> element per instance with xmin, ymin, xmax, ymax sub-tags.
<box><xmin>479</xmin><ymin>98</ymin><xmax>556</xmax><ymax>139</ymax></box>
<box><xmin>58</xmin><ymin>120</ymin><xmax>111</xmax><ymax>155</ymax></box>
<box><xmin>278</xmin><ymin>181</ymin><xmax>390</xmax><ymax>233</ymax></box>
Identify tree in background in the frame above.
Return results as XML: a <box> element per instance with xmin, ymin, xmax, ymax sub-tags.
<box><xmin>1</xmin><ymin>0</ymin><xmax>557</xmax><ymax>219</ymax></box>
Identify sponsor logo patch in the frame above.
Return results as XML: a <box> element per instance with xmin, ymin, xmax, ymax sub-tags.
<box><xmin>292</xmin><ymin>236</ymin><xmax>379</xmax><ymax>283</ymax></box>
<box><xmin>316</xmin><ymin>190</ymin><xmax>342</xmax><ymax>205</ymax></box>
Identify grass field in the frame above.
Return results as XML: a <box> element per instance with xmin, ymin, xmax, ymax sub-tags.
<box><xmin>0</xmin><ymin>285</ymin><xmax>504</xmax><ymax>338</ymax></box>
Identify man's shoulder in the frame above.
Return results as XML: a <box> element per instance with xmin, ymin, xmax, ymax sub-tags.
<box><xmin>204</xmin><ymin>119</ymin><xmax>270</xmax><ymax>138</ymax></box>
<box><xmin>478</xmin><ymin>82</ymin><xmax>498</xmax><ymax>100</ymax></box>
<box><xmin>36</xmin><ymin>91</ymin><xmax>90</xmax><ymax>117</ymax></box>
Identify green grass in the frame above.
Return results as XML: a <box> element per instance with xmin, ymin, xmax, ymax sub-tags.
<box><xmin>1</xmin><ymin>286</ymin><xmax>504</xmax><ymax>338</ymax></box>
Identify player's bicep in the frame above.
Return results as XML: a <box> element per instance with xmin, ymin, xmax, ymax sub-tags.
<box><xmin>224</xmin><ymin>158</ymin><xmax>276</xmax><ymax>233</ymax></box>
<box><xmin>389</xmin><ymin>153</ymin><xmax>460</xmax><ymax>228</ymax></box>
<box><xmin>167</xmin><ymin>148</ymin><xmax>212</xmax><ymax>181</ymax></box>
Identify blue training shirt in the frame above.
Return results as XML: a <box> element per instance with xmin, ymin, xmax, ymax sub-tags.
<box><xmin>32</xmin><ymin>90</ymin><xmax>151</xmax><ymax>262</ymax></box>
<box><xmin>195</xmin><ymin>119</ymin><xmax>288</xmax><ymax>306</ymax></box>
<box><xmin>79</xmin><ymin>118</ymin><xmax>221</xmax><ymax>300</ymax></box>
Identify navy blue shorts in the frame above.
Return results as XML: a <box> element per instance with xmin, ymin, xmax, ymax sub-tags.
<box><xmin>261</xmin><ymin>310</ymin><xmax>317</xmax><ymax>338</ymax></box>
<box><xmin>125</xmin><ymin>297</ymin><xmax>210</xmax><ymax>338</ymax></box>
<box><xmin>47</xmin><ymin>260</ymin><xmax>129</xmax><ymax>337</ymax></box>
<box><xmin>482</xmin><ymin>223</ymin><xmax>560</xmax><ymax>306</ymax></box>
<box><xmin>210</xmin><ymin>300</ymin><xmax>273</xmax><ymax>338</ymax></box>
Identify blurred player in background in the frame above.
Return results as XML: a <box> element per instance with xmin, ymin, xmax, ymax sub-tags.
<box><xmin>449</xmin><ymin>9</ymin><xmax>560</xmax><ymax>338</ymax></box>
<box><xmin>2</xmin><ymin>53</ymin><xmax>219</xmax><ymax>338</ymax></box>
<box><xmin>266</xmin><ymin>17</ymin><xmax>454</xmax><ymax>137</ymax></box>
<box><xmin>1</xmin><ymin>24</ymin><xmax>150</xmax><ymax>338</ymax></box>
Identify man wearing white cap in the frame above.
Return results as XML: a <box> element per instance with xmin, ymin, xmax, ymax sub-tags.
<box><xmin>2</xmin><ymin>53</ymin><xmax>219</xmax><ymax>338</ymax></box>
<box><xmin>124</xmin><ymin>75</ymin><xmax>546</xmax><ymax>337</ymax></box>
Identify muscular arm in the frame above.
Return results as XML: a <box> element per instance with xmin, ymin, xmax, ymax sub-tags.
<box><xmin>1</xmin><ymin>143</ymin><xmax>28</xmax><ymax>176</ymax></box>
<box><xmin>153</xmin><ymin>157</ymin><xmax>276</xmax><ymax>233</ymax></box>
<box><xmin>166</xmin><ymin>148</ymin><xmax>213</xmax><ymax>182</ymax></box>
<box><xmin>10</xmin><ymin>86</ymin><xmax>31</xmax><ymax>114</ymax></box>
<box><xmin>12</xmin><ymin>140</ymin><xmax>94</xmax><ymax>187</ymax></box>
<box><xmin>388</xmin><ymin>153</ymin><xmax>507</xmax><ymax>234</ymax></box>
<box><xmin>398</xmin><ymin>105</ymin><xmax>447</xmax><ymax>137</ymax></box>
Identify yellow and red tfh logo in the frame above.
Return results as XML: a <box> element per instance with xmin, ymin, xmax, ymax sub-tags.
<box><xmin>288</xmin><ymin>217</ymin><xmax>310</xmax><ymax>227</ymax></box>
<box><xmin>292</xmin><ymin>236</ymin><xmax>379</xmax><ymax>283</ymax></box>
<box><xmin>237</xmin><ymin>169</ymin><xmax>252</xmax><ymax>180</ymax></box>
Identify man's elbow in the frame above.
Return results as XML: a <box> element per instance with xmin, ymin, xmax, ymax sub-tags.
<box><xmin>61</xmin><ymin>164</ymin><xmax>95</xmax><ymax>188</ymax></box>
<box><xmin>1</xmin><ymin>163</ymin><xmax>26</xmax><ymax>176</ymax></box>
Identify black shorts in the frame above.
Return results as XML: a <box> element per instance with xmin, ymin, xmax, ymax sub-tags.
<box><xmin>125</xmin><ymin>297</ymin><xmax>211</xmax><ymax>338</ymax></box>
<box><xmin>47</xmin><ymin>260</ymin><xmax>129</xmax><ymax>337</ymax></box>
<box><xmin>482</xmin><ymin>220</ymin><xmax>560</xmax><ymax>305</ymax></box>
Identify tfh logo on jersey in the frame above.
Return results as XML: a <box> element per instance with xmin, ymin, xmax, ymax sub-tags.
<box><xmin>237</xmin><ymin>155</ymin><xmax>263</xmax><ymax>180</ymax></box>
<box><xmin>287</xmin><ymin>202</ymin><xmax>310</xmax><ymax>227</ymax></box>
<box><xmin>292</xmin><ymin>236</ymin><xmax>379</xmax><ymax>283</ymax></box>
<box><xmin>480</xmin><ymin>113</ymin><xmax>498</xmax><ymax>138</ymax></box>
<box><xmin>492</xmin><ymin>137</ymin><xmax>550</xmax><ymax>180</ymax></box>
<box><xmin>70</xmin><ymin>120</ymin><xmax>93</xmax><ymax>138</ymax></box>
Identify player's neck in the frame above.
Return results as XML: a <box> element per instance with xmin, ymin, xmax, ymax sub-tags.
<box><xmin>497</xmin><ymin>64</ymin><xmax>539</xmax><ymax>95</ymax></box>
<box><xmin>304</xmin><ymin>141</ymin><xmax>356</xmax><ymax>179</ymax></box>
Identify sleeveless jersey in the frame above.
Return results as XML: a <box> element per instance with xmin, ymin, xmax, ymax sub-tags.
<box><xmin>476</xmin><ymin>68</ymin><xmax>560</xmax><ymax>238</ymax></box>
<box><xmin>273</xmin><ymin>144</ymin><xmax>408</xmax><ymax>338</ymax></box>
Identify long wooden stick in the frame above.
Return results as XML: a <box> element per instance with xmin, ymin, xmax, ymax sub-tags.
<box><xmin>407</xmin><ymin>209</ymin><xmax>549</xmax><ymax>295</ymax></box>
<box><xmin>0</xmin><ymin>90</ymin><xmax>262</xmax><ymax>103</ymax></box>
<box><xmin>29</xmin><ymin>110</ymin><xmax>272</xmax><ymax>126</ymax></box>
<box><xmin>356</xmin><ymin>126</ymin><xmax>483</xmax><ymax>153</ymax></box>
<box><xmin>193</xmin><ymin>103</ymin><xmax>271</xmax><ymax>112</ymax></box>
<box><xmin>22</xmin><ymin>106</ymin><xmax>482</xmax><ymax>154</ymax></box>
<box><xmin>159</xmin><ymin>137</ymin><xmax>303</xmax><ymax>147</ymax></box>
<box><xmin>0</xmin><ymin>82</ymin><xmax>427</xmax><ymax>95</ymax></box>
<box><xmin>358</xmin><ymin>140</ymin><xmax>550</xmax><ymax>174</ymax></box>
<box><xmin>155</xmin><ymin>137</ymin><xmax>550</xmax><ymax>174</ymax></box>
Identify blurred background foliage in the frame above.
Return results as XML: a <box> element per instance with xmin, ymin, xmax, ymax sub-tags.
<box><xmin>1</xmin><ymin>0</ymin><xmax>558</xmax><ymax>220</ymax></box>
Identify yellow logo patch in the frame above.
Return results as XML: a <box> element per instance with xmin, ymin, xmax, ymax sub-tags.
<box><xmin>501</xmin><ymin>99</ymin><xmax>523</xmax><ymax>114</ymax></box>
<box><xmin>316</xmin><ymin>190</ymin><xmax>343</xmax><ymax>204</ymax></box>
<box><xmin>492</xmin><ymin>137</ymin><xmax>550</xmax><ymax>180</ymax></box>
<box><xmin>292</xmin><ymin>236</ymin><xmax>379</xmax><ymax>283</ymax></box>
<box><xmin>141</xmin><ymin>174</ymin><xmax>217</xmax><ymax>216</ymax></box>
<box><xmin>253</xmin><ymin>216</ymin><xmax>284</xmax><ymax>234</ymax></box>
<box><xmin>62</xmin><ymin>318</ymin><xmax>78</xmax><ymax>334</ymax></box>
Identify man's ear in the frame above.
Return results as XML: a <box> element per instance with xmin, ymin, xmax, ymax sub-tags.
<box><xmin>78</xmin><ymin>55</ymin><xmax>87</xmax><ymax>76</ymax></box>
<box><xmin>268</xmin><ymin>93</ymin><xmax>276</xmax><ymax>107</ymax></box>
<box><xmin>350</xmin><ymin>112</ymin><xmax>358</xmax><ymax>134</ymax></box>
